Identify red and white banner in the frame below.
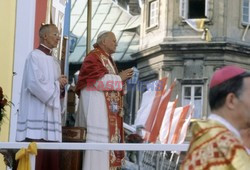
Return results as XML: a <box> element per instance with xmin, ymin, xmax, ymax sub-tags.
<box><xmin>134</xmin><ymin>77</ymin><xmax>168</xmax><ymax>129</ymax></box>
<box><xmin>159</xmin><ymin>97</ymin><xmax>178</xmax><ymax>144</ymax></box>
<box><xmin>164</xmin><ymin>104</ymin><xmax>193</xmax><ymax>144</ymax></box>
<box><xmin>144</xmin><ymin>77</ymin><xmax>168</xmax><ymax>133</ymax></box>
<box><xmin>146</xmin><ymin>80</ymin><xmax>176</xmax><ymax>143</ymax></box>
<box><xmin>175</xmin><ymin>105</ymin><xmax>193</xmax><ymax>144</ymax></box>
<box><xmin>134</xmin><ymin>77</ymin><xmax>192</xmax><ymax>145</ymax></box>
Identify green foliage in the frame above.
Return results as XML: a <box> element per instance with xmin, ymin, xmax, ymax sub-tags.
<box><xmin>0</xmin><ymin>86</ymin><xmax>10</xmax><ymax>125</ymax></box>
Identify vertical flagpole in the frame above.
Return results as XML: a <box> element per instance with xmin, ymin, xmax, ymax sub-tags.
<box><xmin>129</xmin><ymin>85</ymin><xmax>135</xmax><ymax>124</ymax></box>
<box><xmin>160</xmin><ymin>151</ymin><xmax>166</xmax><ymax>170</ymax></box>
<box><xmin>63</xmin><ymin>0</ymin><xmax>71</xmax><ymax>78</ymax></box>
<box><xmin>86</xmin><ymin>0</ymin><xmax>92</xmax><ymax>54</ymax></box>
<box><xmin>174</xmin><ymin>153</ymin><xmax>181</xmax><ymax>170</ymax></box>
<box><xmin>159</xmin><ymin>68</ymin><xmax>163</xmax><ymax>79</ymax></box>
<box><xmin>45</xmin><ymin>0</ymin><xmax>52</xmax><ymax>24</ymax></box>
<box><xmin>167</xmin><ymin>152</ymin><xmax>175</xmax><ymax>170</ymax></box>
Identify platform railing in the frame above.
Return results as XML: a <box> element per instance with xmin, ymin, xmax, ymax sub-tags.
<box><xmin>0</xmin><ymin>142</ymin><xmax>189</xmax><ymax>170</ymax></box>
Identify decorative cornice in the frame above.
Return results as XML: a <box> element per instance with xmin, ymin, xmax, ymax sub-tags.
<box><xmin>178</xmin><ymin>78</ymin><xmax>208</xmax><ymax>85</ymax></box>
<box><xmin>132</xmin><ymin>42</ymin><xmax>250</xmax><ymax>61</ymax></box>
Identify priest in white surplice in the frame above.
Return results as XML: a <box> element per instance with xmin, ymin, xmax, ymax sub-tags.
<box><xmin>75</xmin><ymin>31</ymin><xmax>133</xmax><ymax>170</ymax></box>
<box><xmin>16</xmin><ymin>24</ymin><xmax>68</xmax><ymax>170</ymax></box>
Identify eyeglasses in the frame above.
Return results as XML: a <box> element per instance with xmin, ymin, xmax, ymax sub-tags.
<box><xmin>52</xmin><ymin>33</ymin><xmax>60</xmax><ymax>37</ymax></box>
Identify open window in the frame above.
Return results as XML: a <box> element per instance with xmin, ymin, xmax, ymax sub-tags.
<box><xmin>147</xmin><ymin>0</ymin><xmax>159</xmax><ymax>28</ymax></box>
<box><xmin>180</xmin><ymin>0</ymin><xmax>213</xmax><ymax>20</ymax></box>
<box><xmin>242</xmin><ymin>0</ymin><xmax>250</xmax><ymax>25</ymax></box>
<box><xmin>182</xmin><ymin>85</ymin><xmax>203</xmax><ymax>118</ymax></box>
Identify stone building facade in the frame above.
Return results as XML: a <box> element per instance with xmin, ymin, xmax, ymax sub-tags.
<box><xmin>132</xmin><ymin>0</ymin><xmax>250</xmax><ymax>119</ymax></box>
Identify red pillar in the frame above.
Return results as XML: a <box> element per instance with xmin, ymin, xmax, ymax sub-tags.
<box><xmin>33</xmin><ymin>0</ymin><xmax>48</xmax><ymax>48</ymax></box>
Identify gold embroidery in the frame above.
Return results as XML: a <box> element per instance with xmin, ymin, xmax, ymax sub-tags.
<box><xmin>106</xmin><ymin>91</ymin><xmax>121</xmax><ymax>114</ymax></box>
<box><xmin>111</xmin><ymin>122</ymin><xmax>121</xmax><ymax>143</ymax></box>
<box><xmin>99</xmin><ymin>54</ymin><xmax>116</xmax><ymax>74</ymax></box>
<box><xmin>96</xmin><ymin>48</ymin><xmax>124</xmax><ymax>168</ymax></box>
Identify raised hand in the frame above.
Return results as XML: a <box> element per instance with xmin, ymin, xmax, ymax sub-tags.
<box><xmin>59</xmin><ymin>75</ymin><xmax>68</xmax><ymax>89</ymax></box>
<box><xmin>119</xmin><ymin>68</ymin><xmax>134</xmax><ymax>81</ymax></box>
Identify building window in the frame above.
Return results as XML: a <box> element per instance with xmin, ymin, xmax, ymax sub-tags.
<box><xmin>182</xmin><ymin>85</ymin><xmax>203</xmax><ymax>119</ymax></box>
<box><xmin>148</xmin><ymin>0</ymin><xmax>159</xmax><ymax>28</ymax></box>
<box><xmin>242</xmin><ymin>0</ymin><xmax>250</xmax><ymax>24</ymax></box>
<box><xmin>180</xmin><ymin>0</ymin><xmax>213</xmax><ymax>19</ymax></box>
<box><xmin>189</xmin><ymin>0</ymin><xmax>205</xmax><ymax>18</ymax></box>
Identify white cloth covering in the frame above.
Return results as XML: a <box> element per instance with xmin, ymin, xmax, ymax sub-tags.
<box><xmin>16</xmin><ymin>49</ymin><xmax>62</xmax><ymax>142</ymax></box>
<box><xmin>76</xmin><ymin>74</ymin><xmax>122</xmax><ymax>170</ymax></box>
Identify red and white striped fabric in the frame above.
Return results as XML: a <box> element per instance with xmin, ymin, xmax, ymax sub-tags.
<box><xmin>134</xmin><ymin>77</ymin><xmax>168</xmax><ymax>129</ymax></box>
<box><xmin>159</xmin><ymin>98</ymin><xmax>178</xmax><ymax>144</ymax></box>
<box><xmin>175</xmin><ymin>105</ymin><xmax>193</xmax><ymax>144</ymax></box>
<box><xmin>164</xmin><ymin>104</ymin><xmax>193</xmax><ymax>144</ymax></box>
<box><xmin>146</xmin><ymin>80</ymin><xmax>176</xmax><ymax>143</ymax></box>
<box><xmin>144</xmin><ymin>77</ymin><xmax>168</xmax><ymax>133</ymax></box>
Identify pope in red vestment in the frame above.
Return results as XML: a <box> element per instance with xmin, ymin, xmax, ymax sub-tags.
<box><xmin>75</xmin><ymin>31</ymin><xmax>133</xmax><ymax>170</ymax></box>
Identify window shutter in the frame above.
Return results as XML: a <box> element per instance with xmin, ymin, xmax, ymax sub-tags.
<box><xmin>242</xmin><ymin>0</ymin><xmax>250</xmax><ymax>24</ymax></box>
<box><xmin>205</xmin><ymin>0</ymin><xmax>213</xmax><ymax>20</ymax></box>
<box><xmin>180</xmin><ymin>0</ymin><xmax>188</xmax><ymax>19</ymax></box>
